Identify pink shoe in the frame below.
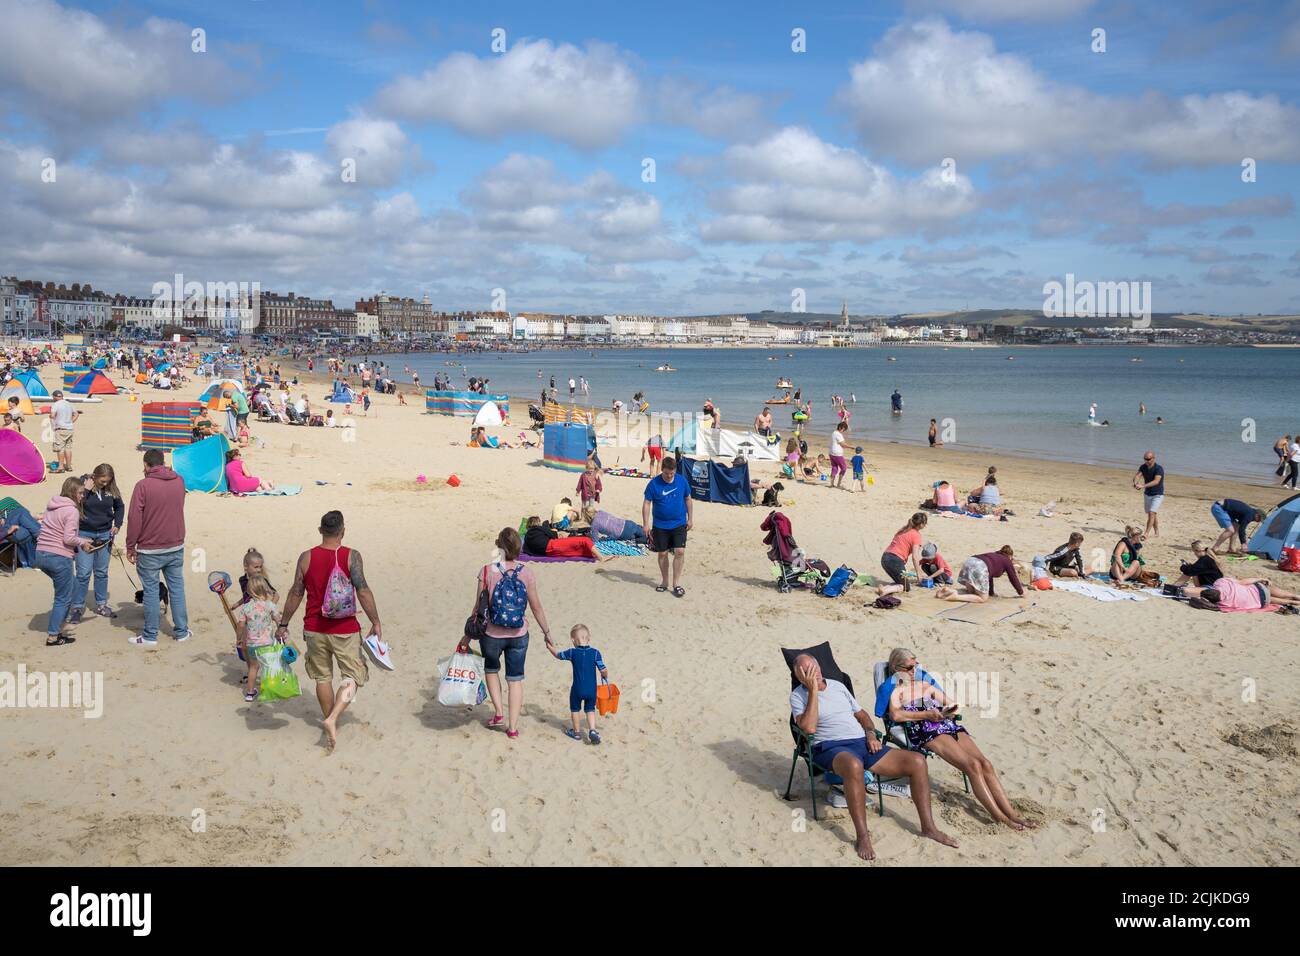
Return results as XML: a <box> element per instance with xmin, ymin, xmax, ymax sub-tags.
<box><xmin>506</xmin><ymin>729</ymin><xmax>519</xmax><ymax>739</ymax></box>
<box><xmin>485</xmin><ymin>714</ymin><xmax>505</xmax><ymax>728</ymax></box>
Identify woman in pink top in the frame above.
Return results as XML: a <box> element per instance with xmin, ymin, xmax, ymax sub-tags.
<box><xmin>34</xmin><ymin>476</ymin><xmax>95</xmax><ymax>645</ymax></box>
<box><xmin>933</xmin><ymin>481</ymin><xmax>959</xmax><ymax>512</ymax></box>
<box><xmin>1186</xmin><ymin>577</ymin><xmax>1300</xmax><ymax>611</ymax></box>
<box><xmin>878</xmin><ymin>512</ymin><xmax>930</xmax><ymax>597</ymax></box>
<box><xmin>225</xmin><ymin>449</ymin><xmax>275</xmax><ymax>493</ymax></box>
<box><xmin>459</xmin><ymin>527</ymin><xmax>553</xmax><ymax>739</ymax></box>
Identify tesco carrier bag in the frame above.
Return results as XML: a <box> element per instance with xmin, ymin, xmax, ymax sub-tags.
<box><xmin>437</xmin><ymin>651</ymin><xmax>488</xmax><ymax>707</ymax></box>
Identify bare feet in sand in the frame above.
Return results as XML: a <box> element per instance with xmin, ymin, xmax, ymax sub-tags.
<box><xmin>322</xmin><ymin>717</ymin><xmax>337</xmax><ymax>753</ymax></box>
<box><xmin>922</xmin><ymin>827</ymin><xmax>959</xmax><ymax>848</ymax></box>
<box><xmin>855</xmin><ymin>835</ymin><xmax>876</xmax><ymax>861</ymax></box>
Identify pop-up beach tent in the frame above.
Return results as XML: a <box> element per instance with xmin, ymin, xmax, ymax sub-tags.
<box><xmin>426</xmin><ymin>389</ymin><xmax>511</xmax><ymax>419</ymax></box>
<box><xmin>678</xmin><ymin>455</ymin><xmax>752</xmax><ymax>505</ymax></box>
<box><xmin>141</xmin><ymin>401</ymin><xmax>204</xmax><ymax>449</ymax></box>
<box><xmin>199</xmin><ymin>379</ymin><xmax>244</xmax><ymax>402</ymax></box>
<box><xmin>543</xmin><ymin>422</ymin><xmax>596</xmax><ymax>471</ymax></box>
<box><xmin>13</xmin><ymin>370</ymin><xmax>50</xmax><ymax>398</ymax></box>
<box><xmin>665</xmin><ymin>417</ymin><xmax>779</xmax><ymax>462</ymax></box>
<box><xmin>1</xmin><ymin>381</ymin><xmax>37</xmax><ymax>416</ymax></box>
<box><xmin>171</xmin><ymin>433</ymin><xmax>230</xmax><ymax>493</ymax></box>
<box><xmin>69</xmin><ymin>370</ymin><xmax>118</xmax><ymax>396</ymax></box>
<box><xmin>92</xmin><ymin>357</ymin><xmax>109</xmax><ymax>369</ymax></box>
<box><xmin>0</xmin><ymin>429</ymin><xmax>46</xmax><ymax>485</ymax></box>
<box><xmin>1247</xmin><ymin>493</ymin><xmax>1300</xmax><ymax>560</ymax></box>
<box><xmin>328</xmin><ymin>381</ymin><xmax>355</xmax><ymax>403</ymax></box>
<box><xmin>473</xmin><ymin>400</ymin><xmax>504</xmax><ymax>427</ymax></box>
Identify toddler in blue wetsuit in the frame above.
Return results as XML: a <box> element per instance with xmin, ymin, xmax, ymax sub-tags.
<box><xmin>548</xmin><ymin>623</ymin><xmax>609</xmax><ymax>745</ymax></box>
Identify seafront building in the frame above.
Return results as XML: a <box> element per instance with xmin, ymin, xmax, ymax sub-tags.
<box><xmin>4</xmin><ymin>273</ymin><xmax>1293</xmax><ymax>347</ymax></box>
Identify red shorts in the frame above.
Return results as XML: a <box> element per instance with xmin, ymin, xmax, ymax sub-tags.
<box><xmin>648</xmin><ymin>445</ymin><xmax>663</xmax><ymax>463</ymax></box>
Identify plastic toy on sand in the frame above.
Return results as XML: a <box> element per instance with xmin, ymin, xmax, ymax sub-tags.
<box><xmin>447</xmin><ymin>474</ymin><xmax>461</xmax><ymax>487</ymax></box>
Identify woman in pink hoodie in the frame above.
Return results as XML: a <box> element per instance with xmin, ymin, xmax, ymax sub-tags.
<box><xmin>34</xmin><ymin>476</ymin><xmax>95</xmax><ymax>645</ymax></box>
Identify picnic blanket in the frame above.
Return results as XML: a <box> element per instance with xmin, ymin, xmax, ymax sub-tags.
<box><xmin>604</xmin><ymin>467</ymin><xmax>651</xmax><ymax>478</ymax></box>
<box><xmin>595</xmin><ymin>540</ymin><xmax>646</xmax><ymax>557</ymax></box>
<box><xmin>232</xmin><ymin>484</ymin><xmax>302</xmax><ymax>496</ymax></box>
<box><xmin>1053</xmin><ymin>578</ymin><xmax>1149</xmax><ymax>602</ymax></box>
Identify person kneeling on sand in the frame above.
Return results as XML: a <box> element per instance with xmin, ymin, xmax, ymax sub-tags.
<box><xmin>790</xmin><ymin>654</ymin><xmax>957</xmax><ymax>860</ymax></box>
<box><xmin>275</xmin><ymin>510</ymin><xmax>383</xmax><ymax>752</ymax></box>
<box><xmin>935</xmin><ymin>546</ymin><xmax>1025</xmax><ymax>603</ymax></box>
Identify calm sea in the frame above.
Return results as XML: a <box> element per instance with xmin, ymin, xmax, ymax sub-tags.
<box><xmin>366</xmin><ymin>345</ymin><xmax>1293</xmax><ymax>484</ymax></box>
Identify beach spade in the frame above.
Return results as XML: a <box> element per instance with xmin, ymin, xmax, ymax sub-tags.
<box><xmin>208</xmin><ymin>571</ymin><xmax>245</xmax><ymax>658</ymax></box>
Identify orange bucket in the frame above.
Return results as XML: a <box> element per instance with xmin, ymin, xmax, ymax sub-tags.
<box><xmin>596</xmin><ymin>681</ymin><xmax>620</xmax><ymax>716</ymax></box>
<box><xmin>446</xmin><ymin>474</ymin><xmax>461</xmax><ymax>487</ymax></box>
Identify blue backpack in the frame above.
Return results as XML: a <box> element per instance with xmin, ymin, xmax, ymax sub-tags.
<box><xmin>821</xmin><ymin>565</ymin><xmax>857</xmax><ymax>598</ymax></box>
<box><xmin>490</xmin><ymin>565</ymin><xmax>529</xmax><ymax>628</ymax></box>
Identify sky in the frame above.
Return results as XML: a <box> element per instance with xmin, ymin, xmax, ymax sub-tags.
<box><xmin>1</xmin><ymin>0</ymin><xmax>1299</xmax><ymax>317</ymax></box>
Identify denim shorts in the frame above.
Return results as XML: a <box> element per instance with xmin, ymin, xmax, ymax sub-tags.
<box><xmin>480</xmin><ymin>633</ymin><xmax>529</xmax><ymax>682</ymax></box>
<box><xmin>1211</xmin><ymin>502</ymin><xmax>1233</xmax><ymax>529</ymax></box>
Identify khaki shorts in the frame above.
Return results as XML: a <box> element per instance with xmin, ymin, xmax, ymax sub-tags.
<box><xmin>303</xmin><ymin>630</ymin><xmax>368</xmax><ymax>687</ymax></box>
<box><xmin>53</xmin><ymin>428</ymin><xmax>74</xmax><ymax>452</ymax></box>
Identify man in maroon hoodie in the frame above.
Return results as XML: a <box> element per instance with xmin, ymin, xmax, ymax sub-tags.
<box><xmin>126</xmin><ymin>448</ymin><xmax>191</xmax><ymax>646</ymax></box>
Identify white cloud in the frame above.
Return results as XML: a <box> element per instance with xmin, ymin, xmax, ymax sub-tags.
<box><xmin>374</xmin><ymin>39</ymin><xmax>640</xmax><ymax>148</ymax></box>
<box><xmin>756</xmin><ymin>252</ymin><xmax>821</xmax><ymax>271</ymax></box>
<box><xmin>325</xmin><ymin>115</ymin><xmax>420</xmax><ymax>187</ymax></box>
<box><xmin>698</xmin><ymin>127</ymin><xmax>976</xmax><ymax>242</ymax></box>
<box><xmin>656</xmin><ymin>78</ymin><xmax>772</xmax><ymax>140</ymax></box>
<box><xmin>900</xmin><ymin>244</ymin><xmax>1015</xmax><ymax>264</ymax></box>
<box><xmin>839</xmin><ymin>19</ymin><xmax>1300</xmax><ymax>166</ymax></box>
<box><xmin>0</xmin><ymin>0</ymin><xmax>253</xmax><ymax>127</ymax></box>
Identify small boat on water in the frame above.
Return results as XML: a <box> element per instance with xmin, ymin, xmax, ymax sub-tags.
<box><xmin>655</xmin><ymin>365</ymin><xmax>676</xmax><ymax>372</ymax></box>
<box><xmin>775</xmin><ymin>378</ymin><xmax>793</xmax><ymax>389</ymax></box>
<box><xmin>887</xmin><ymin>356</ymin><xmax>897</xmax><ymax>362</ymax></box>
<box><xmin>766</xmin><ymin>396</ymin><xmax>792</xmax><ymax>405</ymax></box>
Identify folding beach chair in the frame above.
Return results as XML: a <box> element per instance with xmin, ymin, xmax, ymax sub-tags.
<box><xmin>0</xmin><ymin>496</ymin><xmax>20</xmax><ymax>575</ymax></box>
<box><xmin>780</xmin><ymin>642</ymin><xmax>888</xmax><ymax>819</ymax></box>
<box><xmin>872</xmin><ymin>662</ymin><xmax>970</xmax><ymax>795</ymax></box>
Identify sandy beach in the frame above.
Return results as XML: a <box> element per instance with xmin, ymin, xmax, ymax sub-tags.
<box><xmin>2</xmin><ymin>364</ymin><xmax>1298</xmax><ymax>867</ymax></box>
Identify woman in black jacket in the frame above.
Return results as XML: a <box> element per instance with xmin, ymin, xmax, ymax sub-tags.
<box><xmin>70</xmin><ymin>463</ymin><xmax>125</xmax><ymax>623</ymax></box>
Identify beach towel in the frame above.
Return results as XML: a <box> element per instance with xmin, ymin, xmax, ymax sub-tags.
<box><xmin>1053</xmin><ymin>579</ymin><xmax>1150</xmax><ymax>603</ymax></box>
<box><xmin>594</xmin><ymin>540</ymin><xmax>646</xmax><ymax>557</ymax></box>
<box><xmin>517</xmin><ymin>552</ymin><xmax>595</xmax><ymax>563</ymax></box>
<box><xmin>231</xmin><ymin>485</ymin><xmax>302</xmax><ymax>497</ymax></box>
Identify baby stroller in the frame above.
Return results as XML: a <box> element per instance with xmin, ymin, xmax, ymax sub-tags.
<box><xmin>761</xmin><ymin>511</ymin><xmax>830</xmax><ymax>593</ymax></box>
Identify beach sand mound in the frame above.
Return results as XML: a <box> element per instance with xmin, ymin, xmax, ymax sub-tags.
<box><xmin>1222</xmin><ymin>723</ymin><xmax>1298</xmax><ymax>761</ymax></box>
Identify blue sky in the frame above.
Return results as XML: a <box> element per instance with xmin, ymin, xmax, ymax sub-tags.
<box><xmin>2</xmin><ymin>0</ymin><xmax>1298</xmax><ymax>315</ymax></box>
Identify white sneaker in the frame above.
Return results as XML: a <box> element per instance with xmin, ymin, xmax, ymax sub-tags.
<box><xmin>128</xmin><ymin>635</ymin><xmax>159</xmax><ymax>647</ymax></box>
<box><xmin>174</xmin><ymin>630</ymin><xmax>193</xmax><ymax>642</ymax></box>
<box><xmin>826</xmin><ymin>787</ymin><xmax>849</xmax><ymax>809</ymax></box>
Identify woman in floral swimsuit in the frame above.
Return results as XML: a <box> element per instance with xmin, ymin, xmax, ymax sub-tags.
<box><xmin>884</xmin><ymin>648</ymin><xmax>1034</xmax><ymax>831</ymax></box>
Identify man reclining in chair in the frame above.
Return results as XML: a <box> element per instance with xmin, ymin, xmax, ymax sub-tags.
<box><xmin>791</xmin><ymin>654</ymin><xmax>958</xmax><ymax>860</ymax></box>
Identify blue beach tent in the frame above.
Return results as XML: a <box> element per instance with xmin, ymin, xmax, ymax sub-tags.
<box><xmin>172</xmin><ymin>434</ymin><xmax>230</xmax><ymax>494</ymax></box>
<box><xmin>1247</xmin><ymin>494</ymin><xmax>1300</xmax><ymax>560</ymax></box>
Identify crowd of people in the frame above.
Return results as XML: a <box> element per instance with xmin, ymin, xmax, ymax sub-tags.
<box><xmin>7</xmin><ymin>342</ymin><xmax>1298</xmax><ymax>863</ymax></box>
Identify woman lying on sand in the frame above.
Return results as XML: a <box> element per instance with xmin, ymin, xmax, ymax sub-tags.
<box><xmin>1183</xmin><ymin>577</ymin><xmax>1300</xmax><ymax>611</ymax></box>
<box><xmin>881</xmin><ymin>648</ymin><xmax>1034</xmax><ymax>831</ymax></box>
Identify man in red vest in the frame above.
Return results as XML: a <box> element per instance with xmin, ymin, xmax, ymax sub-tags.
<box><xmin>277</xmin><ymin>510</ymin><xmax>382</xmax><ymax>752</ymax></box>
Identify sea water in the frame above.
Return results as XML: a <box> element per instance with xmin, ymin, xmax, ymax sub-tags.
<box><xmin>370</xmin><ymin>345</ymin><xmax>1292</xmax><ymax>484</ymax></box>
